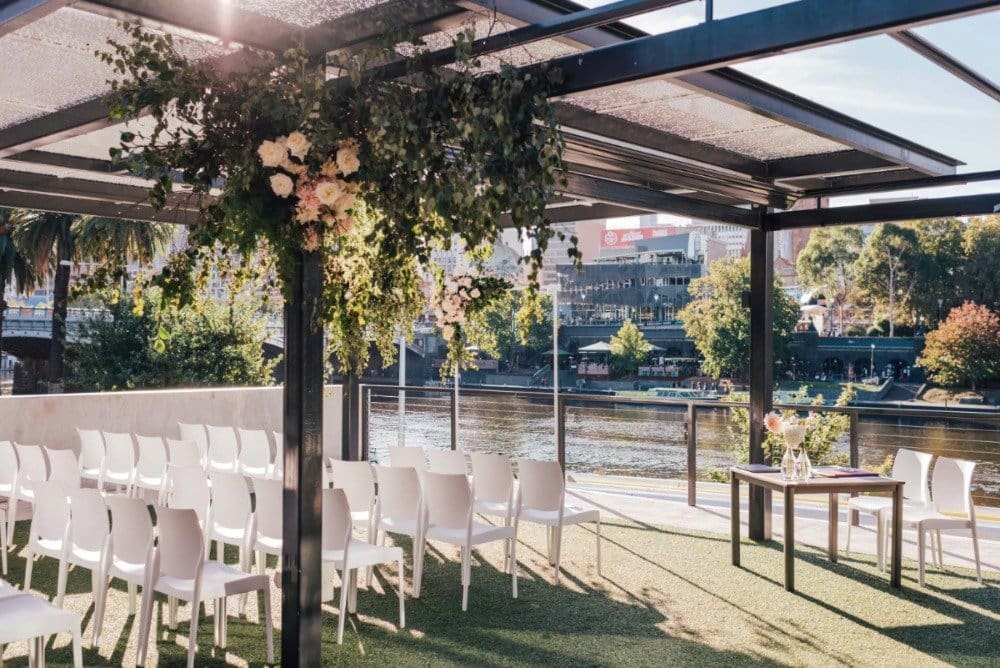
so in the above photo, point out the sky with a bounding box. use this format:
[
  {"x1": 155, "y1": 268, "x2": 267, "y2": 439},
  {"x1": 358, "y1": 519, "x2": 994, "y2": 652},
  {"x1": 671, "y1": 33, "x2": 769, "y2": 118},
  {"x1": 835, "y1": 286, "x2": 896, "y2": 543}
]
[{"x1": 577, "y1": 0, "x2": 1000, "y2": 209}]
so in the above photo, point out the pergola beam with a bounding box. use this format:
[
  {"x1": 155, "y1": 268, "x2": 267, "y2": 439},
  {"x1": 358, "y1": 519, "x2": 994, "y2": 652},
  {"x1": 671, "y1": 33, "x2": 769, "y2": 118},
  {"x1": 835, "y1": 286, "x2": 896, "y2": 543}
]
[
  {"x1": 891, "y1": 29, "x2": 1000, "y2": 104},
  {"x1": 6, "y1": 151, "x2": 122, "y2": 173},
  {"x1": 801, "y1": 169, "x2": 1000, "y2": 199},
  {"x1": 766, "y1": 151, "x2": 898, "y2": 181},
  {"x1": 0, "y1": 190, "x2": 197, "y2": 225},
  {"x1": 766, "y1": 192, "x2": 1000, "y2": 230}
]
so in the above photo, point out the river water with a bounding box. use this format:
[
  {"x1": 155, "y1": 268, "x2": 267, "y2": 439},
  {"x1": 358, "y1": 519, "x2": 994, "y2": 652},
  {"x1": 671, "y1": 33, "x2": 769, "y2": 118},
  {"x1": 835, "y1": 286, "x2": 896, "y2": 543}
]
[{"x1": 368, "y1": 392, "x2": 1000, "y2": 507}]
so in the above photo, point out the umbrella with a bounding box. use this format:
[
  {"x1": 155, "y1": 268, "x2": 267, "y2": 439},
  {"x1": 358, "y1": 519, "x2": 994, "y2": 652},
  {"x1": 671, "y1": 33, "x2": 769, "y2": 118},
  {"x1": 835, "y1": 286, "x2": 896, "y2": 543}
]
[
  {"x1": 579, "y1": 341, "x2": 612, "y2": 352},
  {"x1": 541, "y1": 348, "x2": 571, "y2": 356},
  {"x1": 647, "y1": 343, "x2": 666, "y2": 352}
]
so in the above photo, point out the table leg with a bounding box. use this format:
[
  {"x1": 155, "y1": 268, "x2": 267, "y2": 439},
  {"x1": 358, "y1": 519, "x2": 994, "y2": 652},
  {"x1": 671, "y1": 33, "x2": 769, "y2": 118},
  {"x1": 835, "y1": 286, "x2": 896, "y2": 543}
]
[
  {"x1": 891, "y1": 484, "x2": 903, "y2": 588},
  {"x1": 828, "y1": 492, "x2": 839, "y2": 563},
  {"x1": 731, "y1": 475, "x2": 740, "y2": 566},
  {"x1": 784, "y1": 487, "x2": 795, "y2": 592}
]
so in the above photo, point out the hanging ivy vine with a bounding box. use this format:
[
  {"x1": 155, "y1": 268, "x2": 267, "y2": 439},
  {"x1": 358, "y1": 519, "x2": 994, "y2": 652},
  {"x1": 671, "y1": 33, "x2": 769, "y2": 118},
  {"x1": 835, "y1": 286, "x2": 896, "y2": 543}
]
[{"x1": 99, "y1": 22, "x2": 575, "y2": 373}]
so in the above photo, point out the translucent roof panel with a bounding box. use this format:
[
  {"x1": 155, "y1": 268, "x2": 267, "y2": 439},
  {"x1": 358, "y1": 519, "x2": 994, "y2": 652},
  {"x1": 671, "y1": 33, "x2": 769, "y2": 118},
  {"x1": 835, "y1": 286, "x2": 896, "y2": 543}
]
[
  {"x1": 417, "y1": 18, "x2": 578, "y2": 71},
  {"x1": 235, "y1": 0, "x2": 395, "y2": 27}
]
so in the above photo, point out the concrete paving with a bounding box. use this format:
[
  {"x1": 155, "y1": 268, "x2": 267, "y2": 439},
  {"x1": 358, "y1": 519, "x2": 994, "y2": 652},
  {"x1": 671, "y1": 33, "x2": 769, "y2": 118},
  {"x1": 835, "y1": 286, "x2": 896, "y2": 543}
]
[{"x1": 565, "y1": 473, "x2": 1000, "y2": 577}]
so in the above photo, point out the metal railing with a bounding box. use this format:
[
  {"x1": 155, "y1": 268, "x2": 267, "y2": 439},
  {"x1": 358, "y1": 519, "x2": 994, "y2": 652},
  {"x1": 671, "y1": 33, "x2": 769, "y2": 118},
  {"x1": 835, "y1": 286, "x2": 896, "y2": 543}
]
[{"x1": 359, "y1": 383, "x2": 1000, "y2": 508}]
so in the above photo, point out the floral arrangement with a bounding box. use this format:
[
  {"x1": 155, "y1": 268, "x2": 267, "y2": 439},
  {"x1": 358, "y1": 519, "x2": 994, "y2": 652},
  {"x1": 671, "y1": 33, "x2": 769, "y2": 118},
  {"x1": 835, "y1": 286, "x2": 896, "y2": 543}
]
[
  {"x1": 764, "y1": 411, "x2": 811, "y2": 448},
  {"x1": 432, "y1": 270, "x2": 511, "y2": 370}
]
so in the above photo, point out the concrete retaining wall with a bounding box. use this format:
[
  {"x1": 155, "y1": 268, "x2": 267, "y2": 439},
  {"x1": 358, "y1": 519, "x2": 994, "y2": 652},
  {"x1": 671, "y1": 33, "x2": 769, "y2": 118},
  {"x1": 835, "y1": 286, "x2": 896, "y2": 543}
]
[{"x1": 0, "y1": 385, "x2": 343, "y2": 460}]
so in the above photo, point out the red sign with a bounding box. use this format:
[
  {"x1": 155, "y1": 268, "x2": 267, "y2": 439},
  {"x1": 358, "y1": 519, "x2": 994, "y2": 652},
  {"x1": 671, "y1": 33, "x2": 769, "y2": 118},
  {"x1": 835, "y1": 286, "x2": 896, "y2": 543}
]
[{"x1": 600, "y1": 227, "x2": 678, "y2": 249}]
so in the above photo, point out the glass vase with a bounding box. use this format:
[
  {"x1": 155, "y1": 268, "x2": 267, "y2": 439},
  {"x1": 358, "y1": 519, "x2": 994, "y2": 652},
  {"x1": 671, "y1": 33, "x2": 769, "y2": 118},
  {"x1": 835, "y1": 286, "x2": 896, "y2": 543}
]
[
  {"x1": 795, "y1": 448, "x2": 812, "y2": 480},
  {"x1": 780, "y1": 446, "x2": 796, "y2": 480}
]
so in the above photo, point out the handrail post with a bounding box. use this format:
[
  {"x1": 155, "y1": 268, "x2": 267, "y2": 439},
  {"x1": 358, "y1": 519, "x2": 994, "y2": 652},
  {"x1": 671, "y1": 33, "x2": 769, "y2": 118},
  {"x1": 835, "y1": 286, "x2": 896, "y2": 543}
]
[
  {"x1": 687, "y1": 402, "x2": 697, "y2": 506},
  {"x1": 849, "y1": 411, "x2": 860, "y2": 525},
  {"x1": 450, "y1": 377, "x2": 458, "y2": 451},
  {"x1": 361, "y1": 385, "x2": 370, "y2": 461},
  {"x1": 557, "y1": 395, "x2": 567, "y2": 471}
]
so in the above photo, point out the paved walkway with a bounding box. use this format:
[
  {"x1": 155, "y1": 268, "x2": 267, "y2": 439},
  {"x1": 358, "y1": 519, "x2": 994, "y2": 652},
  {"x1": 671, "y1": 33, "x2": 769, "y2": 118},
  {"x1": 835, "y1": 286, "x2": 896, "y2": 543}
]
[{"x1": 565, "y1": 473, "x2": 1000, "y2": 577}]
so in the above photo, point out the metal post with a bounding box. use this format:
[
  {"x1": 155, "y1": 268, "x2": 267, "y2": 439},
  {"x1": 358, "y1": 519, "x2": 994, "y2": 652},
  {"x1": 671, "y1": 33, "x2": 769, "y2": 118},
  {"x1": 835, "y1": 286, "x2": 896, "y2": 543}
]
[
  {"x1": 705, "y1": 0, "x2": 713, "y2": 21},
  {"x1": 849, "y1": 411, "x2": 860, "y2": 525},
  {"x1": 361, "y1": 385, "x2": 370, "y2": 461},
  {"x1": 557, "y1": 395, "x2": 566, "y2": 470},
  {"x1": 748, "y1": 222, "x2": 774, "y2": 541},
  {"x1": 341, "y1": 373, "x2": 361, "y2": 461},
  {"x1": 451, "y1": 363, "x2": 459, "y2": 450},
  {"x1": 397, "y1": 335, "x2": 406, "y2": 447},
  {"x1": 553, "y1": 284, "x2": 560, "y2": 452},
  {"x1": 686, "y1": 402, "x2": 697, "y2": 506},
  {"x1": 281, "y1": 250, "x2": 324, "y2": 667}
]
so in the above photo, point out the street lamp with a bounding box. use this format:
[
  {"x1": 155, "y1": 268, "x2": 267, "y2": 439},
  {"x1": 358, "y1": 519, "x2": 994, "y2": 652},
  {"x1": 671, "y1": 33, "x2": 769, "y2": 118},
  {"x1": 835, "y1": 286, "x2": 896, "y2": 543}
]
[
  {"x1": 870, "y1": 343, "x2": 876, "y2": 378},
  {"x1": 937, "y1": 298, "x2": 944, "y2": 323}
]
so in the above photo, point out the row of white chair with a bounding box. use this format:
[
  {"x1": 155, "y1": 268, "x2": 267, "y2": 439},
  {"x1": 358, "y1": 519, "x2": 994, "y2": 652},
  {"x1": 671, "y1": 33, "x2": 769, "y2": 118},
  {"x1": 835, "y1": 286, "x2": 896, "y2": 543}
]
[{"x1": 0, "y1": 578, "x2": 83, "y2": 668}]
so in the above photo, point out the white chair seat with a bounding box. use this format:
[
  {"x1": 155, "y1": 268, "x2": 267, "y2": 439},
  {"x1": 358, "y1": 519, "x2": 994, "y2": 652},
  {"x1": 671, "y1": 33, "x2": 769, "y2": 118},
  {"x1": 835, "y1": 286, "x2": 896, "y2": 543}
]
[
  {"x1": 212, "y1": 525, "x2": 246, "y2": 542},
  {"x1": 0, "y1": 482, "x2": 16, "y2": 497},
  {"x1": 323, "y1": 539, "x2": 404, "y2": 571},
  {"x1": 241, "y1": 465, "x2": 269, "y2": 479},
  {"x1": 254, "y1": 535, "x2": 282, "y2": 553},
  {"x1": 80, "y1": 467, "x2": 101, "y2": 480},
  {"x1": 474, "y1": 500, "x2": 511, "y2": 516},
  {"x1": 68, "y1": 545, "x2": 102, "y2": 567},
  {"x1": 847, "y1": 496, "x2": 893, "y2": 514},
  {"x1": 159, "y1": 563, "x2": 269, "y2": 600},
  {"x1": 135, "y1": 474, "x2": 164, "y2": 489},
  {"x1": 379, "y1": 516, "x2": 419, "y2": 536},
  {"x1": 0, "y1": 591, "x2": 84, "y2": 668},
  {"x1": 33, "y1": 537, "x2": 66, "y2": 559},
  {"x1": 519, "y1": 505, "x2": 599, "y2": 526},
  {"x1": 109, "y1": 558, "x2": 147, "y2": 584},
  {"x1": 426, "y1": 521, "x2": 515, "y2": 546}
]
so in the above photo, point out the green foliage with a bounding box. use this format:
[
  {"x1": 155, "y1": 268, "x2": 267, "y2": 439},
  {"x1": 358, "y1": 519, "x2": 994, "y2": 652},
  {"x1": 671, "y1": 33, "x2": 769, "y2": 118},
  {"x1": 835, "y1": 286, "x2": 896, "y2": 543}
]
[
  {"x1": 961, "y1": 215, "x2": 1000, "y2": 311},
  {"x1": 910, "y1": 218, "x2": 964, "y2": 323},
  {"x1": 852, "y1": 224, "x2": 923, "y2": 336},
  {"x1": 796, "y1": 226, "x2": 862, "y2": 332},
  {"x1": 609, "y1": 320, "x2": 651, "y2": 376},
  {"x1": 99, "y1": 23, "x2": 572, "y2": 374},
  {"x1": 679, "y1": 257, "x2": 798, "y2": 379},
  {"x1": 463, "y1": 289, "x2": 552, "y2": 367},
  {"x1": 0, "y1": 209, "x2": 36, "y2": 301},
  {"x1": 918, "y1": 301, "x2": 1000, "y2": 389}
]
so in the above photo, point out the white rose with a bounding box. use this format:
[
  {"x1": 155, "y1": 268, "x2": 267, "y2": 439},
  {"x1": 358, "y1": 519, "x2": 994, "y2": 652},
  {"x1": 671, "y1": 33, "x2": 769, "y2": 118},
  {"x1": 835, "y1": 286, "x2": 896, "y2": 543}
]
[
  {"x1": 337, "y1": 146, "x2": 360, "y2": 176},
  {"x1": 314, "y1": 179, "x2": 344, "y2": 207},
  {"x1": 442, "y1": 324, "x2": 455, "y2": 341},
  {"x1": 269, "y1": 173, "x2": 294, "y2": 197},
  {"x1": 286, "y1": 131, "x2": 312, "y2": 160},
  {"x1": 333, "y1": 193, "x2": 356, "y2": 217},
  {"x1": 258, "y1": 140, "x2": 286, "y2": 167},
  {"x1": 280, "y1": 157, "x2": 307, "y2": 175},
  {"x1": 470, "y1": 288, "x2": 481, "y2": 298},
  {"x1": 321, "y1": 160, "x2": 339, "y2": 178}
]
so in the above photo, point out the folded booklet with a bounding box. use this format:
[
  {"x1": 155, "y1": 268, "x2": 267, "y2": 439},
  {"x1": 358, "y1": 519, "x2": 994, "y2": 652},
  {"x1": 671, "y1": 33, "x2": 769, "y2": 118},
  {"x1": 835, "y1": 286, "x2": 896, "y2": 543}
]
[
  {"x1": 812, "y1": 466, "x2": 880, "y2": 478},
  {"x1": 734, "y1": 464, "x2": 780, "y2": 473}
]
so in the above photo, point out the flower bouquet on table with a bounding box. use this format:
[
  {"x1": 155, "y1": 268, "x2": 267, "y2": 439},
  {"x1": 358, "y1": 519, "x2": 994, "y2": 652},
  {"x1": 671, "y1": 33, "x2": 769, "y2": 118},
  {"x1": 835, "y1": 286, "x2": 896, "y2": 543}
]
[{"x1": 764, "y1": 412, "x2": 813, "y2": 481}]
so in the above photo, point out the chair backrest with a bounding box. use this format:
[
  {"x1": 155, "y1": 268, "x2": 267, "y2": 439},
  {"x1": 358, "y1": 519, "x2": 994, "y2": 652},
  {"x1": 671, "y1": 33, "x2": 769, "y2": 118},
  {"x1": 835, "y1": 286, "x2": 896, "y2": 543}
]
[
  {"x1": 76, "y1": 428, "x2": 105, "y2": 472},
  {"x1": 135, "y1": 435, "x2": 168, "y2": 481},
  {"x1": 321, "y1": 488, "x2": 353, "y2": 552},
  {"x1": 0, "y1": 441, "x2": 16, "y2": 494},
  {"x1": 161, "y1": 464, "x2": 211, "y2": 526},
  {"x1": 423, "y1": 472, "x2": 473, "y2": 530},
  {"x1": 14, "y1": 443, "x2": 47, "y2": 493},
  {"x1": 516, "y1": 459, "x2": 564, "y2": 512},
  {"x1": 45, "y1": 447, "x2": 81, "y2": 489},
  {"x1": 471, "y1": 453, "x2": 514, "y2": 505},
  {"x1": 166, "y1": 438, "x2": 202, "y2": 468},
  {"x1": 205, "y1": 425, "x2": 240, "y2": 472},
  {"x1": 891, "y1": 448, "x2": 932, "y2": 504},
  {"x1": 101, "y1": 432, "x2": 136, "y2": 477},
  {"x1": 69, "y1": 487, "x2": 109, "y2": 552},
  {"x1": 373, "y1": 465, "x2": 421, "y2": 522},
  {"x1": 328, "y1": 460, "x2": 375, "y2": 513},
  {"x1": 238, "y1": 428, "x2": 272, "y2": 475},
  {"x1": 177, "y1": 422, "x2": 208, "y2": 462},
  {"x1": 389, "y1": 446, "x2": 426, "y2": 472},
  {"x1": 155, "y1": 507, "x2": 205, "y2": 580},
  {"x1": 931, "y1": 457, "x2": 976, "y2": 516},
  {"x1": 210, "y1": 471, "x2": 252, "y2": 534},
  {"x1": 30, "y1": 481, "x2": 70, "y2": 543},
  {"x1": 107, "y1": 495, "x2": 154, "y2": 566},
  {"x1": 428, "y1": 449, "x2": 468, "y2": 475},
  {"x1": 253, "y1": 477, "x2": 283, "y2": 543}
]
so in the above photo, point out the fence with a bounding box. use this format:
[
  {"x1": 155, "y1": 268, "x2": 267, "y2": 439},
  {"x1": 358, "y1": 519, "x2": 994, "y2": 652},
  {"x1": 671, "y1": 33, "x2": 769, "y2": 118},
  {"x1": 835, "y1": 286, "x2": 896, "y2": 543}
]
[{"x1": 359, "y1": 383, "x2": 1000, "y2": 508}]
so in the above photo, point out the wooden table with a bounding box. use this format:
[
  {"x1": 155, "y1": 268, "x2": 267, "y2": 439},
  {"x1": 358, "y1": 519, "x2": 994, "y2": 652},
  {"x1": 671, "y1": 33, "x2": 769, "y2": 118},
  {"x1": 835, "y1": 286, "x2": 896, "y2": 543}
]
[{"x1": 730, "y1": 468, "x2": 904, "y2": 592}]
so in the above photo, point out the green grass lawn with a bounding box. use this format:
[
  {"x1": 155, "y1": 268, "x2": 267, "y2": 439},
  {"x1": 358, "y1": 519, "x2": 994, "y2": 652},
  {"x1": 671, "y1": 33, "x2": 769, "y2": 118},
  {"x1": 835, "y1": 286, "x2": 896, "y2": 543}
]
[{"x1": 2, "y1": 517, "x2": 997, "y2": 666}]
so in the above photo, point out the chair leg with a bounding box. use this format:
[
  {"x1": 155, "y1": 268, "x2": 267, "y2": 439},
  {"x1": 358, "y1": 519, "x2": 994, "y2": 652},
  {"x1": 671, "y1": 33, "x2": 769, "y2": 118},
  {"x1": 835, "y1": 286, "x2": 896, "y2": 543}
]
[
  {"x1": 136, "y1": 582, "x2": 156, "y2": 666},
  {"x1": 92, "y1": 575, "x2": 109, "y2": 646},
  {"x1": 553, "y1": 525, "x2": 563, "y2": 585},
  {"x1": 71, "y1": 624, "x2": 83, "y2": 668},
  {"x1": 935, "y1": 530, "x2": 944, "y2": 569},
  {"x1": 168, "y1": 596, "x2": 177, "y2": 630},
  {"x1": 262, "y1": 585, "x2": 274, "y2": 664},
  {"x1": 219, "y1": 597, "x2": 228, "y2": 649},
  {"x1": 970, "y1": 523, "x2": 983, "y2": 585},
  {"x1": 511, "y1": 536, "x2": 518, "y2": 599},
  {"x1": 256, "y1": 550, "x2": 265, "y2": 575},
  {"x1": 187, "y1": 596, "x2": 201, "y2": 668},
  {"x1": 413, "y1": 535, "x2": 426, "y2": 599},
  {"x1": 595, "y1": 518, "x2": 602, "y2": 577},
  {"x1": 128, "y1": 583, "x2": 137, "y2": 616},
  {"x1": 397, "y1": 557, "x2": 406, "y2": 629},
  {"x1": 55, "y1": 557, "x2": 69, "y2": 608},
  {"x1": 337, "y1": 568, "x2": 349, "y2": 645},
  {"x1": 844, "y1": 509, "x2": 853, "y2": 557},
  {"x1": 917, "y1": 527, "x2": 926, "y2": 587},
  {"x1": 23, "y1": 551, "x2": 34, "y2": 592},
  {"x1": 0, "y1": 509, "x2": 7, "y2": 576},
  {"x1": 461, "y1": 546, "x2": 471, "y2": 612},
  {"x1": 6, "y1": 498, "x2": 17, "y2": 544}
]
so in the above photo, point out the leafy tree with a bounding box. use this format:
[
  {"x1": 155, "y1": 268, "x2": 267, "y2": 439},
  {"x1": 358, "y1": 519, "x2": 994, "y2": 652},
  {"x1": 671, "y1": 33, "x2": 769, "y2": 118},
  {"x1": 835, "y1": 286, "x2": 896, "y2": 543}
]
[
  {"x1": 609, "y1": 320, "x2": 651, "y2": 376},
  {"x1": 918, "y1": 301, "x2": 1000, "y2": 390},
  {"x1": 852, "y1": 224, "x2": 923, "y2": 336},
  {"x1": 679, "y1": 257, "x2": 799, "y2": 379},
  {"x1": 795, "y1": 226, "x2": 862, "y2": 334},
  {"x1": 961, "y1": 216, "x2": 1000, "y2": 311},
  {"x1": 465, "y1": 290, "x2": 552, "y2": 367},
  {"x1": 0, "y1": 209, "x2": 37, "y2": 395},
  {"x1": 911, "y1": 218, "x2": 964, "y2": 324}
]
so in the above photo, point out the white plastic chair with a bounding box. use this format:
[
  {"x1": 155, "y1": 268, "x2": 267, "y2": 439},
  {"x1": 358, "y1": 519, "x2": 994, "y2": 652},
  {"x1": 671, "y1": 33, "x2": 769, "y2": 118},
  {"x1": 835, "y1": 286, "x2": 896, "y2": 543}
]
[
  {"x1": 471, "y1": 453, "x2": 516, "y2": 571},
  {"x1": 45, "y1": 448, "x2": 81, "y2": 490},
  {"x1": 22, "y1": 482, "x2": 71, "y2": 604},
  {"x1": 428, "y1": 449, "x2": 469, "y2": 475},
  {"x1": 328, "y1": 459, "x2": 376, "y2": 540},
  {"x1": 93, "y1": 495, "x2": 154, "y2": 646},
  {"x1": 418, "y1": 472, "x2": 518, "y2": 611},
  {"x1": 205, "y1": 425, "x2": 240, "y2": 474},
  {"x1": 323, "y1": 488, "x2": 405, "y2": 644},
  {"x1": 55, "y1": 488, "x2": 109, "y2": 610},
  {"x1": 136, "y1": 507, "x2": 274, "y2": 668},
  {"x1": 133, "y1": 435, "x2": 168, "y2": 499},
  {"x1": 886, "y1": 457, "x2": 984, "y2": 587},
  {"x1": 389, "y1": 446, "x2": 426, "y2": 473},
  {"x1": 7, "y1": 443, "x2": 48, "y2": 541},
  {"x1": 0, "y1": 579, "x2": 83, "y2": 668},
  {"x1": 0, "y1": 441, "x2": 17, "y2": 501},
  {"x1": 272, "y1": 431, "x2": 284, "y2": 478},
  {"x1": 75, "y1": 429, "x2": 105, "y2": 483},
  {"x1": 237, "y1": 428, "x2": 272, "y2": 480},
  {"x1": 372, "y1": 465, "x2": 424, "y2": 596},
  {"x1": 208, "y1": 472, "x2": 254, "y2": 570},
  {"x1": 99, "y1": 432, "x2": 136, "y2": 496},
  {"x1": 515, "y1": 459, "x2": 601, "y2": 585},
  {"x1": 159, "y1": 465, "x2": 212, "y2": 550},
  {"x1": 0, "y1": 499, "x2": 6, "y2": 576},
  {"x1": 166, "y1": 438, "x2": 203, "y2": 469},
  {"x1": 251, "y1": 477, "x2": 282, "y2": 574},
  {"x1": 846, "y1": 448, "x2": 931, "y2": 567},
  {"x1": 177, "y1": 422, "x2": 208, "y2": 468}
]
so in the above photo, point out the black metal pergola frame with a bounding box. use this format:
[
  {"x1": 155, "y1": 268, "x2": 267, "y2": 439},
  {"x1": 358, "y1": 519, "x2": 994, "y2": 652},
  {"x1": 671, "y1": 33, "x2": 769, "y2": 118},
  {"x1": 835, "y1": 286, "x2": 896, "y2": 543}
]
[{"x1": 2, "y1": 0, "x2": 999, "y2": 664}]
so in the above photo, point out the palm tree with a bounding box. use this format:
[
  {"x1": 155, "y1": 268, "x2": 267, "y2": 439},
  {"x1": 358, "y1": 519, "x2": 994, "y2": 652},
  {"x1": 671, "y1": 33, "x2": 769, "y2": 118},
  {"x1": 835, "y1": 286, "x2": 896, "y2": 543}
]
[
  {"x1": 0, "y1": 209, "x2": 37, "y2": 395},
  {"x1": 11, "y1": 211, "x2": 174, "y2": 386}
]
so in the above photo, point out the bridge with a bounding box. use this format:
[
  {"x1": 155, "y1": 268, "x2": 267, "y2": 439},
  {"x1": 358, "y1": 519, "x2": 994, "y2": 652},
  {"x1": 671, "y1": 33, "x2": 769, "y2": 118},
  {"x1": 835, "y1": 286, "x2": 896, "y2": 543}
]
[{"x1": 0, "y1": 307, "x2": 285, "y2": 359}]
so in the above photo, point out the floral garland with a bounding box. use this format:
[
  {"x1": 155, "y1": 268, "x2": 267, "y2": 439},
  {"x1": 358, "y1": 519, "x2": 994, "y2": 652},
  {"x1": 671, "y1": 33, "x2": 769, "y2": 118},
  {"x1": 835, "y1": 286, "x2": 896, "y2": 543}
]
[{"x1": 432, "y1": 270, "x2": 511, "y2": 371}]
